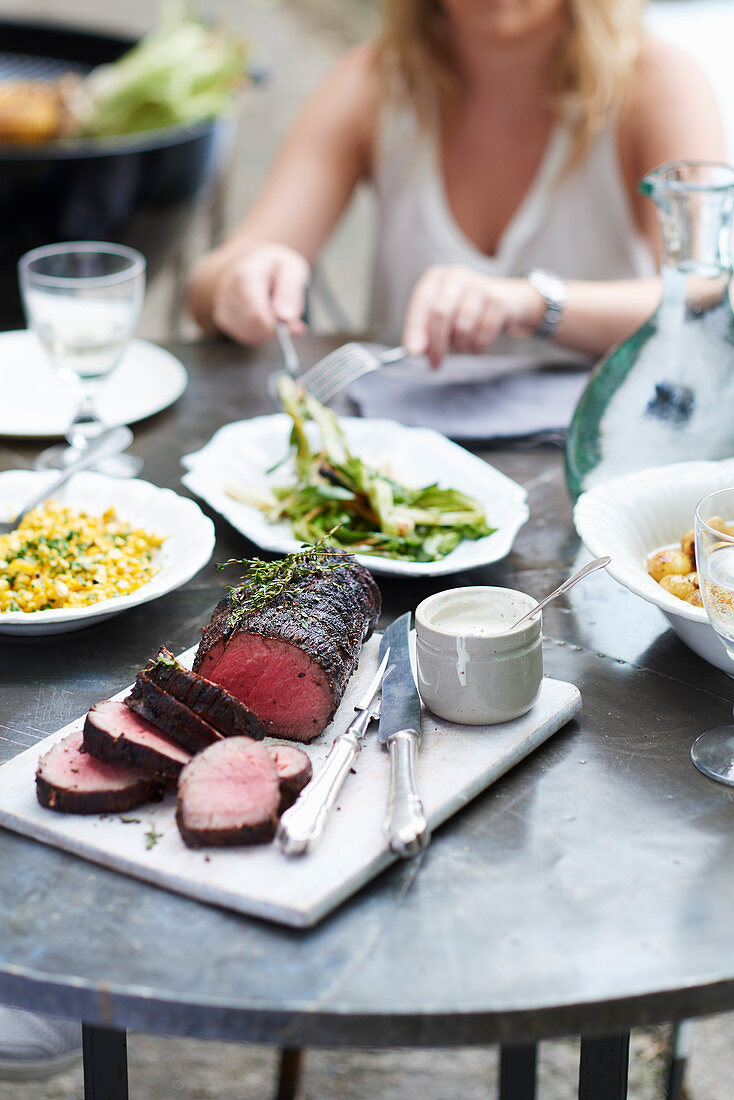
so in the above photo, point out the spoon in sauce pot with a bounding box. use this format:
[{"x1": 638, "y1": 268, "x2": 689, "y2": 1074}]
[{"x1": 511, "y1": 556, "x2": 612, "y2": 629}]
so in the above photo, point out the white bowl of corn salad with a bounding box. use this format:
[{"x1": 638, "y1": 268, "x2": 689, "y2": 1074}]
[{"x1": 0, "y1": 471, "x2": 215, "y2": 634}]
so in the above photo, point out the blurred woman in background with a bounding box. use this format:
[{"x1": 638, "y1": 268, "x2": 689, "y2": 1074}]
[{"x1": 188, "y1": 0, "x2": 723, "y2": 366}]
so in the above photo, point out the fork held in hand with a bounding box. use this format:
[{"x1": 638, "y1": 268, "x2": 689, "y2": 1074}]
[
  {"x1": 275, "y1": 321, "x2": 300, "y2": 378},
  {"x1": 298, "y1": 343, "x2": 407, "y2": 405}
]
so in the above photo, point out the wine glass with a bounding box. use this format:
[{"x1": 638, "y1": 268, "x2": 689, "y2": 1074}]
[
  {"x1": 692, "y1": 487, "x2": 734, "y2": 782},
  {"x1": 18, "y1": 241, "x2": 146, "y2": 476}
]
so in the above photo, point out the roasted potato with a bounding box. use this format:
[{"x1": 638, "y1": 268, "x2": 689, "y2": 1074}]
[
  {"x1": 680, "y1": 528, "x2": 696, "y2": 565},
  {"x1": 659, "y1": 573, "x2": 698, "y2": 601},
  {"x1": 704, "y1": 515, "x2": 732, "y2": 535},
  {"x1": 647, "y1": 548, "x2": 694, "y2": 583}
]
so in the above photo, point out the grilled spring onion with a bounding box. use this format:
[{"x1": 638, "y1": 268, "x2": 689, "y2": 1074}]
[{"x1": 225, "y1": 378, "x2": 495, "y2": 563}]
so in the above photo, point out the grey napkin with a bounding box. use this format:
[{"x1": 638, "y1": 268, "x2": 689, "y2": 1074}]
[{"x1": 348, "y1": 353, "x2": 589, "y2": 443}]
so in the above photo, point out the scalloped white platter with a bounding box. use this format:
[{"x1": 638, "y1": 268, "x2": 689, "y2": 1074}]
[
  {"x1": 0, "y1": 331, "x2": 187, "y2": 438},
  {"x1": 0, "y1": 636, "x2": 580, "y2": 928},
  {"x1": 0, "y1": 471, "x2": 215, "y2": 635},
  {"x1": 181, "y1": 415, "x2": 529, "y2": 578}
]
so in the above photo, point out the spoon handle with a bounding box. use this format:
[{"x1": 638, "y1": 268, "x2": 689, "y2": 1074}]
[
  {"x1": 10, "y1": 426, "x2": 133, "y2": 530},
  {"x1": 513, "y1": 555, "x2": 611, "y2": 629}
]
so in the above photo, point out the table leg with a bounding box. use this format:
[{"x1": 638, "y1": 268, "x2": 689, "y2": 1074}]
[
  {"x1": 275, "y1": 1047, "x2": 303, "y2": 1100},
  {"x1": 82, "y1": 1023, "x2": 129, "y2": 1100},
  {"x1": 499, "y1": 1043, "x2": 537, "y2": 1099},
  {"x1": 666, "y1": 1020, "x2": 693, "y2": 1100},
  {"x1": 578, "y1": 1033, "x2": 629, "y2": 1100}
]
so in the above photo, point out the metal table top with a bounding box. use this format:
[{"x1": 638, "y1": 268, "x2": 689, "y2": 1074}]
[{"x1": 2, "y1": 336, "x2": 733, "y2": 1048}]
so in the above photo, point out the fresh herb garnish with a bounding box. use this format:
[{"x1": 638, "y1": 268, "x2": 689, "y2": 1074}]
[
  {"x1": 145, "y1": 825, "x2": 163, "y2": 850},
  {"x1": 217, "y1": 531, "x2": 350, "y2": 627},
  {"x1": 147, "y1": 651, "x2": 178, "y2": 671},
  {"x1": 119, "y1": 816, "x2": 142, "y2": 824}
]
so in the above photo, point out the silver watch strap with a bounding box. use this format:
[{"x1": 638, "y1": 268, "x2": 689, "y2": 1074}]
[{"x1": 525, "y1": 269, "x2": 567, "y2": 337}]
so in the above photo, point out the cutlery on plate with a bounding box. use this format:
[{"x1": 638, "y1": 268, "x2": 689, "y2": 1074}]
[
  {"x1": 378, "y1": 612, "x2": 430, "y2": 857},
  {"x1": 0, "y1": 425, "x2": 134, "y2": 536},
  {"x1": 277, "y1": 649, "x2": 390, "y2": 856},
  {"x1": 510, "y1": 555, "x2": 611, "y2": 629}
]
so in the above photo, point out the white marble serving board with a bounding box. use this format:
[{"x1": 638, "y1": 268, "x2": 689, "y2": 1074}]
[{"x1": 0, "y1": 639, "x2": 580, "y2": 928}]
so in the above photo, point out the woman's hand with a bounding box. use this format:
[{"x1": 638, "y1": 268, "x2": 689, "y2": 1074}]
[
  {"x1": 402, "y1": 266, "x2": 544, "y2": 367},
  {"x1": 210, "y1": 243, "x2": 310, "y2": 345}
]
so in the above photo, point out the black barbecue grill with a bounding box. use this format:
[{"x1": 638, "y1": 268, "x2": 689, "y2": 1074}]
[{"x1": 0, "y1": 20, "x2": 237, "y2": 328}]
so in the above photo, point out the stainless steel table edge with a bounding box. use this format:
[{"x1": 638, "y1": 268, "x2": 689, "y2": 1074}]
[{"x1": 1, "y1": 959, "x2": 733, "y2": 1046}]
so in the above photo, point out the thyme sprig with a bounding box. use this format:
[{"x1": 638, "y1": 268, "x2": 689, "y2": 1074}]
[
  {"x1": 217, "y1": 531, "x2": 351, "y2": 627},
  {"x1": 146, "y1": 650, "x2": 178, "y2": 672}
]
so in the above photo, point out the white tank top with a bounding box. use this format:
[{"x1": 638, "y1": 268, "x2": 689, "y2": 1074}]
[{"x1": 367, "y1": 103, "x2": 657, "y2": 352}]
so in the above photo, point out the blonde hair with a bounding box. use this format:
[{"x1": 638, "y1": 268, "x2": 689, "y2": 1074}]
[{"x1": 376, "y1": 0, "x2": 646, "y2": 171}]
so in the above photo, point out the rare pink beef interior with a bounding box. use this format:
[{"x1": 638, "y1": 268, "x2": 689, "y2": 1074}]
[
  {"x1": 88, "y1": 701, "x2": 191, "y2": 764},
  {"x1": 177, "y1": 737, "x2": 280, "y2": 832},
  {"x1": 39, "y1": 730, "x2": 148, "y2": 791},
  {"x1": 194, "y1": 634, "x2": 333, "y2": 741}
]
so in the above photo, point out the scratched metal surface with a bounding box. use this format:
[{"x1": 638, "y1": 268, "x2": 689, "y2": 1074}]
[{"x1": 1, "y1": 337, "x2": 734, "y2": 1046}]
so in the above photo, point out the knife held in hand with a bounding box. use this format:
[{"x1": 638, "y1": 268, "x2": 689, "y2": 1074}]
[{"x1": 379, "y1": 612, "x2": 430, "y2": 858}]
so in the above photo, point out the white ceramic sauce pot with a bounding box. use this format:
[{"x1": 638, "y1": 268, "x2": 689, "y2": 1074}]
[{"x1": 415, "y1": 586, "x2": 543, "y2": 725}]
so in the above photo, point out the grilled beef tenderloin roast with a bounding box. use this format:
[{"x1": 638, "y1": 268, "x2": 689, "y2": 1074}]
[
  {"x1": 176, "y1": 737, "x2": 281, "y2": 848},
  {"x1": 140, "y1": 648, "x2": 269, "y2": 740},
  {"x1": 84, "y1": 700, "x2": 191, "y2": 785},
  {"x1": 193, "y1": 550, "x2": 380, "y2": 741},
  {"x1": 267, "y1": 744, "x2": 313, "y2": 813},
  {"x1": 36, "y1": 730, "x2": 163, "y2": 814},
  {"x1": 125, "y1": 672, "x2": 224, "y2": 754}
]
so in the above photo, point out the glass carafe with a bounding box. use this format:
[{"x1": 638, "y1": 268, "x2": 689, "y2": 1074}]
[{"x1": 565, "y1": 160, "x2": 734, "y2": 499}]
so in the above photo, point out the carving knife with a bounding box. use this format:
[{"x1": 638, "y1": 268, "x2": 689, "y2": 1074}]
[
  {"x1": 277, "y1": 649, "x2": 390, "y2": 856},
  {"x1": 379, "y1": 612, "x2": 430, "y2": 857}
]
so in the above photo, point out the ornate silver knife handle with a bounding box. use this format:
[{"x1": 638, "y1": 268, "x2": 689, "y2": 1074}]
[
  {"x1": 384, "y1": 728, "x2": 430, "y2": 857},
  {"x1": 277, "y1": 732, "x2": 362, "y2": 856}
]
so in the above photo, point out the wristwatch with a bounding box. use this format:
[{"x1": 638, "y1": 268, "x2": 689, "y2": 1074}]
[{"x1": 525, "y1": 269, "x2": 567, "y2": 337}]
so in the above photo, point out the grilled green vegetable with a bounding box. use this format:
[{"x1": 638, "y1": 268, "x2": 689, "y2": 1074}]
[{"x1": 227, "y1": 378, "x2": 495, "y2": 563}]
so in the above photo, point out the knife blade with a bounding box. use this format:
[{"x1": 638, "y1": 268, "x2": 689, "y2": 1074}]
[
  {"x1": 378, "y1": 613, "x2": 430, "y2": 857},
  {"x1": 277, "y1": 649, "x2": 390, "y2": 856}
]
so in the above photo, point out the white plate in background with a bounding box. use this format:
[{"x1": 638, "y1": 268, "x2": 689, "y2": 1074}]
[
  {"x1": 0, "y1": 330, "x2": 187, "y2": 437},
  {"x1": 0, "y1": 471, "x2": 214, "y2": 635},
  {"x1": 181, "y1": 414, "x2": 529, "y2": 578}
]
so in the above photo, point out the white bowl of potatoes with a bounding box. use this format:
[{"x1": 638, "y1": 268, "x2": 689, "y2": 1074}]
[{"x1": 574, "y1": 457, "x2": 734, "y2": 675}]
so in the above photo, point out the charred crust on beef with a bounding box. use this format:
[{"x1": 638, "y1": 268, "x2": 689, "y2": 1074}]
[
  {"x1": 84, "y1": 700, "x2": 191, "y2": 785},
  {"x1": 266, "y1": 744, "x2": 313, "y2": 813},
  {"x1": 36, "y1": 730, "x2": 163, "y2": 815},
  {"x1": 192, "y1": 551, "x2": 381, "y2": 740},
  {"x1": 142, "y1": 648, "x2": 268, "y2": 740},
  {"x1": 125, "y1": 673, "x2": 224, "y2": 753},
  {"x1": 176, "y1": 737, "x2": 280, "y2": 848}
]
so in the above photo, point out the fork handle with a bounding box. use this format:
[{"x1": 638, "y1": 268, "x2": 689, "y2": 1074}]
[
  {"x1": 277, "y1": 733, "x2": 362, "y2": 856},
  {"x1": 276, "y1": 321, "x2": 300, "y2": 377},
  {"x1": 379, "y1": 346, "x2": 408, "y2": 365}
]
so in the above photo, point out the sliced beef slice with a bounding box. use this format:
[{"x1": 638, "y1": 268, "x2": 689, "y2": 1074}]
[
  {"x1": 193, "y1": 551, "x2": 381, "y2": 741},
  {"x1": 36, "y1": 730, "x2": 163, "y2": 815},
  {"x1": 267, "y1": 744, "x2": 313, "y2": 813},
  {"x1": 84, "y1": 700, "x2": 191, "y2": 785},
  {"x1": 143, "y1": 648, "x2": 268, "y2": 739},
  {"x1": 125, "y1": 672, "x2": 223, "y2": 753},
  {"x1": 176, "y1": 737, "x2": 280, "y2": 848}
]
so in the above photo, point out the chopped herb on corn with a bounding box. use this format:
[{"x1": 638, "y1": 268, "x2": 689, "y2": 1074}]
[{"x1": 0, "y1": 502, "x2": 165, "y2": 613}]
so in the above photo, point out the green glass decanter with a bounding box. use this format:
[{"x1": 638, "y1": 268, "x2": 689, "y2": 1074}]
[{"x1": 565, "y1": 160, "x2": 734, "y2": 499}]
